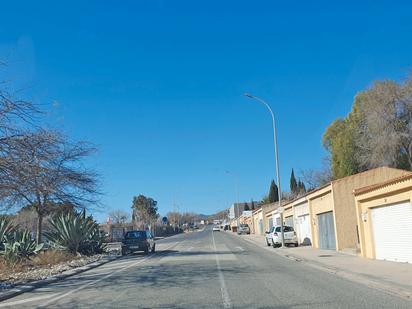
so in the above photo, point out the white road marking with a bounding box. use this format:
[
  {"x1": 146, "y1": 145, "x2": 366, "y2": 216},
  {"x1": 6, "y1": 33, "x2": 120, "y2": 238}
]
[
  {"x1": 212, "y1": 231, "x2": 232, "y2": 309},
  {"x1": 235, "y1": 246, "x2": 245, "y2": 251},
  {"x1": 0, "y1": 294, "x2": 58, "y2": 308},
  {"x1": 30, "y1": 241, "x2": 180, "y2": 308}
]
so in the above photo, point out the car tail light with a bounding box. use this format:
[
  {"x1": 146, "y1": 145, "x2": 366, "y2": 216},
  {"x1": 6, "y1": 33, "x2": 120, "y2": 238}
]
[{"x1": 294, "y1": 231, "x2": 297, "y2": 236}]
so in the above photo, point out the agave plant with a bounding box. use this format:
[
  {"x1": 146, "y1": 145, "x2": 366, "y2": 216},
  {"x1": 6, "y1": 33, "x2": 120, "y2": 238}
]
[
  {"x1": 1, "y1": 242, "x2": 21, "y2": 264},
  {"x1": 0, "y1": 217, "x2": 14, "y2": 251},
  {"x1": 45, "y1": 211, "x2": 106, "y2": 255},
  {"x1": 0, "y1": 225, "x2": 43, "y2": 264},
  {"x1": 12, "y1": 230, "x2": 44, "y2": 259}
]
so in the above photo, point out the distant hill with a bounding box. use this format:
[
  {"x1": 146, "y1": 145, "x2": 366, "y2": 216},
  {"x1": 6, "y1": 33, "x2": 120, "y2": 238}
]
[
  {"x1": 194, "y1": 213, "x2": 209, "y2": 221},
  {"x1": 208, "y1": 209, "x2": 228, "y2": 222}
]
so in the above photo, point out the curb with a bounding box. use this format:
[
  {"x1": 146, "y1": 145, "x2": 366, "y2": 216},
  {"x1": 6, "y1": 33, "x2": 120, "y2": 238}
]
[
  {"x1": 279, "y1": 252, "x2": 412, "y2": 301},
  {"x1": 233, "y1": 233, "x2": 412, "y2": 301},
  {"x1": 0, "y1": 235, "x2": 179, "y2": 303},
  {"x1": 0, "y1": 254, "x2": 121, "y2": 303}
]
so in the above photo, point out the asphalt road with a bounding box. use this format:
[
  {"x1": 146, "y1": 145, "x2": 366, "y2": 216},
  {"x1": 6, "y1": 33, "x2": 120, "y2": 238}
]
[{"x1": 0, "y1": 227, "x2": 410, "y2": 308}]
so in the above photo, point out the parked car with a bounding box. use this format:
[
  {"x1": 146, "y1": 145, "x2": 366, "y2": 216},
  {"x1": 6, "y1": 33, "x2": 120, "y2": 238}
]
[
  {"x1": 265, "y1": 225, "x2": 298, "y2": 248},
  {"x1": 212, "y1": 225, "x2": 220, "y2": 231},
  {"x1": 237, "y1": 224, "x2": 250, "y2": 235},
  {"x1": 121, "y1": 230, "x2": 155, "y2": 255}
]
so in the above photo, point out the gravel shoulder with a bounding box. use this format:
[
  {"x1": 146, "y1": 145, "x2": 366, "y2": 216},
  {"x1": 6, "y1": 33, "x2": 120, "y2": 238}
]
[{"x1": 0, "y1": 254, "x2": 107, "y2": 290}]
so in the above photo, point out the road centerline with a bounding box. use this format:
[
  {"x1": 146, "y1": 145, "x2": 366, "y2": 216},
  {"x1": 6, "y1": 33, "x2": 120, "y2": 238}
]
[{"x1": 212, "y1": 231, "x2": 232, "y2": 309}]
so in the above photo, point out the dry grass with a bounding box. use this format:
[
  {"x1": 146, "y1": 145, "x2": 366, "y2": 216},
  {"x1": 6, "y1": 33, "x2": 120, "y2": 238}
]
[
  {"x1": 0, "y1": 250, "x2": 78, "y2": 281},
  {"x1": 31, "y1": 250, "x2": 77, "y2": 266},
  {"x1": 0, "y1": 257, "x2": 27, "y2": 274}
]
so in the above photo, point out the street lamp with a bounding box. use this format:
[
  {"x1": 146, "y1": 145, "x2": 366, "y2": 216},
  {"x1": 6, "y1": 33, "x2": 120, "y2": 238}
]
[
  {"x1": 225, "y1": 170, "x2": 240, "y2": 229},
  {"x1": 244, "y1": 93, "x2": 285, "y2": 248}
]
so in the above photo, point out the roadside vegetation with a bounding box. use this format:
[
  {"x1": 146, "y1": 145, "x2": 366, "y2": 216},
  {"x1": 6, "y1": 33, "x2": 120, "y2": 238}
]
[
  {"x1": 323, "y1": 75, "x2": 412, "y2": 179},
  {"x1": 0, "y1": 211, "x2": 106, "y2": 284},
  {"x1": 0, "y1": 65, "x2": 104, "y2": 284},
  {"x1": 259, "y1": 75, "x2": 412, "y2": 206}
]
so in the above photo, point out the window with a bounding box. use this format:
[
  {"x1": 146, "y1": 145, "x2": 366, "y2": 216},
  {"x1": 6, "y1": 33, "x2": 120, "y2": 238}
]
[
  {"x1": 274, "y1": 226, "x2": 294, "y2": 232},
  {"x1": 284, "y1": 226, "x2": 294, "y2": 232},
  {"x1": 125, "y1": 231, "x2": 146, "y2": 239}
]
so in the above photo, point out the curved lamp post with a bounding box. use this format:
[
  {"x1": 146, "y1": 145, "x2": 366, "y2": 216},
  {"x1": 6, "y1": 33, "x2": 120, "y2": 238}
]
[
  {"x1": 225, "y1": 170, "x2": 240, "y2": 228},
  {"x1": 244, "y1": 93, "x2": 285, "y2": 248}
]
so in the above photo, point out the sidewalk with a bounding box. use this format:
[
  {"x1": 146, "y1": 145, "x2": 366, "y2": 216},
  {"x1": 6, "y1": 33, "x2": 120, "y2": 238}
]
[{"x1": 233, "y1": 232, "x2": 412, "y2": 300}]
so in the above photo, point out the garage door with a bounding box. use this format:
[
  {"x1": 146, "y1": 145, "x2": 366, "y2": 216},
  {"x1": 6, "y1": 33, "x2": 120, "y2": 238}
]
[
  {"x1": 317, "y1": 211, "x2": 336, "y2": 250},
  {"x1": 371, "y1": 202, "x2": 412, "y2": 263},
  {"x1": 273, "y1": 214, "x2": 281, "y2": 226},
  {"x1": 284, "y1": 216, "x2": 294, "y2": 227},
  {"x1": 297, "y1": 214, "x2": 312, "y2": 245},
  {"x1": 268, "y1": 218, "x2": 273, "y2": 230},
  {"x1": 258, "y1": 219, "x2": 263, "y2": 235}
]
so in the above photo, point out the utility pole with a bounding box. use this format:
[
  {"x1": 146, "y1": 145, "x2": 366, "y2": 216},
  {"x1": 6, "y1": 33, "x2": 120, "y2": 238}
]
[
  {"x1": 226, "y1": 170, "x2": 240, "y2": 229},
  {"x1": 172, "y1": 200, "x2": 177, "y2": 233},
  {"x1": 244, "y1": 93, "x2": 285, "y2": 247}
]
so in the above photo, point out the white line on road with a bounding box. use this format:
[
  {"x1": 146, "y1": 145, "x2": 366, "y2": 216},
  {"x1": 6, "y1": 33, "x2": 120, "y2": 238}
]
[
  {"x1": 0, "y1": 294, "x2": 58, "y2": 308},
  {"x1": 235, "y1": 246, "x2": 245, "y2": 251},
  {"x1": 30, "y1": 241, "x2": 180, "y2": 308},
  {"x1": 212, "y1": 231, "x2": 232, "y2": 309}
]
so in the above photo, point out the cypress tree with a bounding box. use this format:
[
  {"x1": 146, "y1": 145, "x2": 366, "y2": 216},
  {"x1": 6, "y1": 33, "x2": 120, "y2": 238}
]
[
  {"x1": 290, "y1": 168, "x2": 298, "y2": 194},
  {"x1": 268, "y1": 180, "x2": 279, "y2": 203},
  {"x1": 297, "y1": 179, "x2": 306, "y2": 193}
]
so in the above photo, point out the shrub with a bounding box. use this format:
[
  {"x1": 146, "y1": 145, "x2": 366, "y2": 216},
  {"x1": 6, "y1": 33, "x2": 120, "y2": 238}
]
[
  {"x1": 0, "y1": 217, "x2": 14, "y2": 250},
  {"x1": 45, "y1": 211, "x2": 106, "y2": 255},
  {"x1": 0, "y1": 230, "x2": 43, "y2": 264},
  {"x1": 32, "y1": 249, "x2": 76, "y2": 266},
  {"x1": 13, "y1": 230, "x2": 43, "y2": 258},
  {"x1": 1, "y1": 242, "x2": 21, "y2": 264}
]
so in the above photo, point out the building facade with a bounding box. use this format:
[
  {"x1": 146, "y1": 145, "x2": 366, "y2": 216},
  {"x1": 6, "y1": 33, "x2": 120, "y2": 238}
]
[
  {"x1": 354, "y1": 173, "x2": 412, "y2": 263},
  {"x1": 307, "y1": 167, "x2": 410, "y2": 251}
]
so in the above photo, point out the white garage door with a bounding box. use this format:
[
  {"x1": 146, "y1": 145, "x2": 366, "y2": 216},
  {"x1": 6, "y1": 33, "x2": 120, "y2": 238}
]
[
  {"x1": 371, "y1": 202, "x2": 412, "y2": 263},
  {"x1": 273, "y1": 214, "x2": 281, "y2": 226},
  {"x1": 297, "y1": 214, "x2": 312, "y2": 245}
]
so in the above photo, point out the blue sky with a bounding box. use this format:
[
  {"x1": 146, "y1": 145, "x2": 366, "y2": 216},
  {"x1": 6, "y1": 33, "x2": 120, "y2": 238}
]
[{"x1": 1, "y1": 1, "x2": 412, "y2": 222}]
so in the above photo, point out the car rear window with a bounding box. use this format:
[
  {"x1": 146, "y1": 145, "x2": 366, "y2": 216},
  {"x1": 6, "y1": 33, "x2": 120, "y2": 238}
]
[
  {"x1": 240, "y1": 224, "x2": 248, "y2": 227},
  {"x1": 275, "y1": 226, "x2": 294, "y2": 232},
  {"x1": 125, "y1": 231, "x2": 146, "y2": 239}
]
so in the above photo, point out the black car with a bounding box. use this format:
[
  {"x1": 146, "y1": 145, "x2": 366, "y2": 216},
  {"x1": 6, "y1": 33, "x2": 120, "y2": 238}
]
[{"x1": 121, "y1": 230, "x2": 156, "y2": 256}]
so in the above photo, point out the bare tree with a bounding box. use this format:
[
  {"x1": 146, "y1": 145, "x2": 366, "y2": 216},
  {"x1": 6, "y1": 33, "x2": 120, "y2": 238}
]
[
  {"x1": 12, "y1": 208, "x2": 38, "y2": 235},
  {"x1": 356, "y1": 78, "x2": 412, "y2": 170},
  {"x1": 166, "y1": 211, "x2": 182, "y2": 226},
  {"x1": 0, "y1": 83, "x2": 40, "y2": 176},
  {"x1": 399, "y1": 77, "x2": 412, "y2": 168},
  {"x1": 0, "y1": 88, "x2": 39, "y2": 137},
  {"x1": 12, "y1": 202, "x2": 74, "y2": 236},
  {"x1": 108, "y1": 209, "x2": 131, "y2": 224},
  {"x1": 0, "y1": 130, "x2": 101, "y2": 243},
  {"x1": 356, "y1": 81, "x2": 402, "y2": 168},
  {"x1": 300, "y1": 158, "x2": 333, "y2": 190}
]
